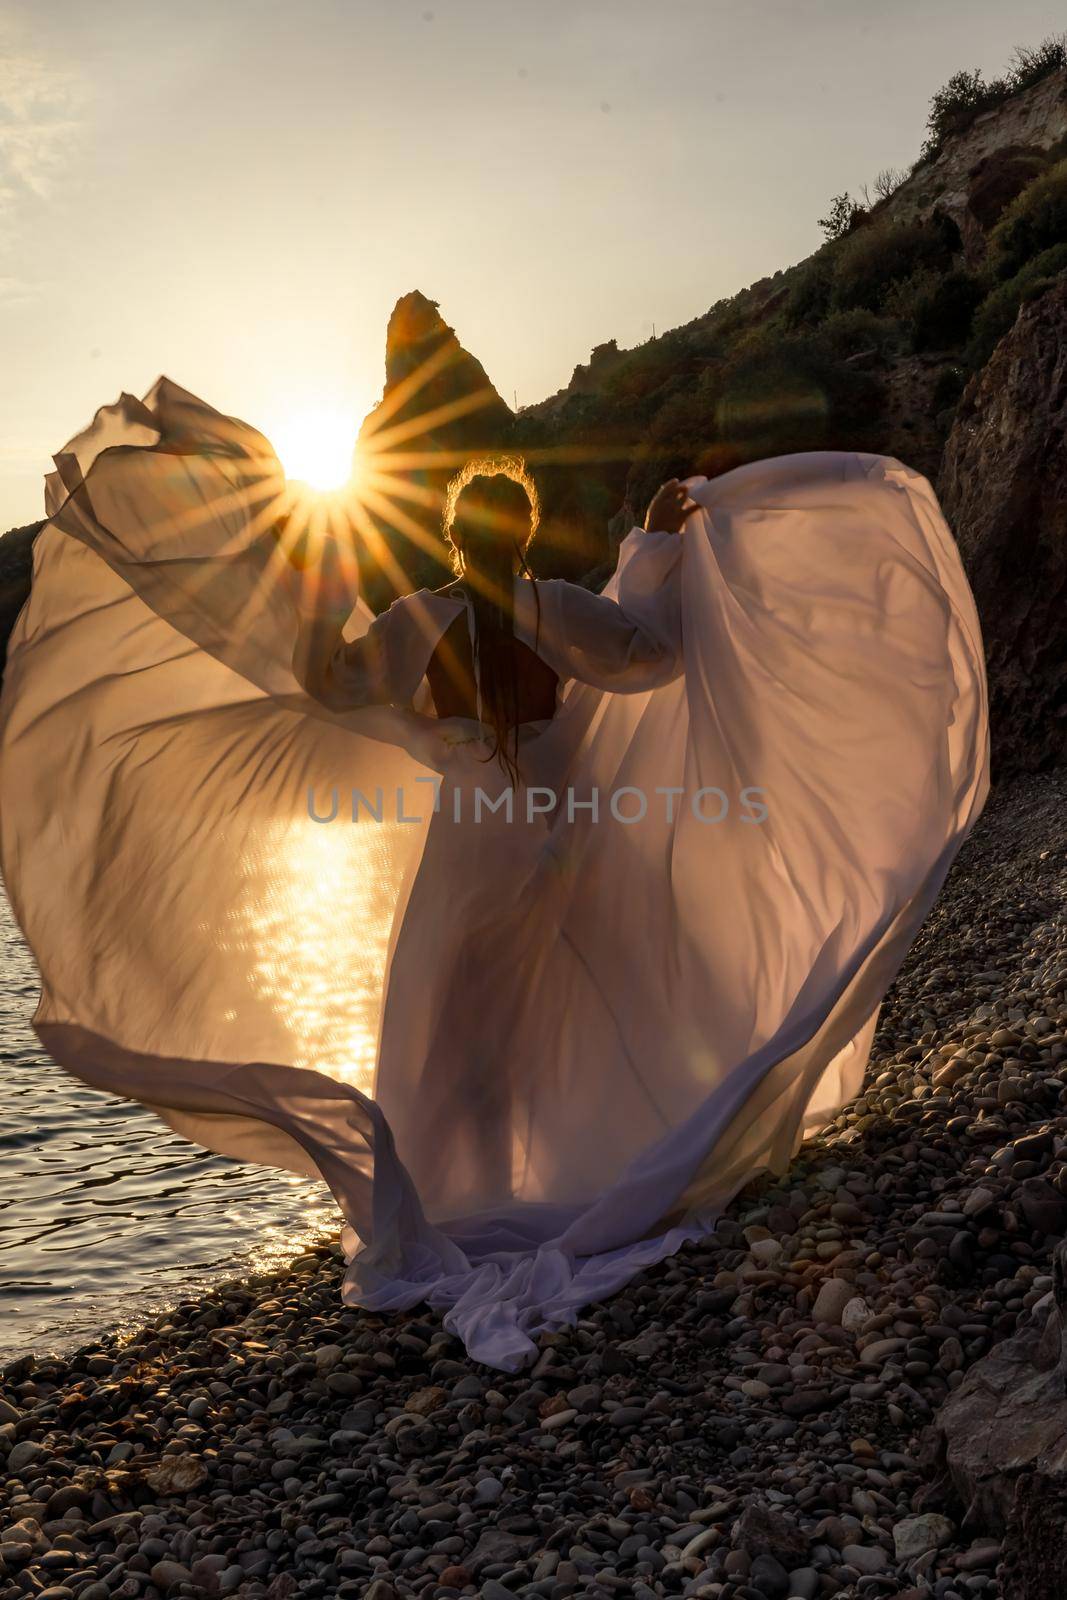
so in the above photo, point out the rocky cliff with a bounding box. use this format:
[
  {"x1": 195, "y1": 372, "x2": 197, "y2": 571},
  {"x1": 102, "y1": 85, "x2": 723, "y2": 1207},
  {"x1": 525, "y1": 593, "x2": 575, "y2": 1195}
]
[{"x1": 938, "y1": 276, "x2": 1067, "y2": 774}]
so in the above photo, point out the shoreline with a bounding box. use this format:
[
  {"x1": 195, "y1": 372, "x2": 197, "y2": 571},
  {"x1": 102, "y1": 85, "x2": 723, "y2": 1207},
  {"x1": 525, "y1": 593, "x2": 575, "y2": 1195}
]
[{"x1": 1, "y1": 770, "x2": 1064, "y2": 1599}]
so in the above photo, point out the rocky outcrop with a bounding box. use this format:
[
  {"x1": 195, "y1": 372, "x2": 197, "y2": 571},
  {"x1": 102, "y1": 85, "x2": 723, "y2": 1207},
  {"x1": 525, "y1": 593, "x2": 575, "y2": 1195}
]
[
  {"x1": 882, "y1": 351, "x2": 959, "y2": 483},
  {"x1": 964, "y1": 144, "x2": 1051, "y2": 237},
  {"x1": 355, "y1": 290, "x2": 513, "y2": 608},
  {"x1": 884, "y1": 67, "x2": 1067, "y2": 264},
  {"x1": 937, "y1": 273, "x2": 1067, "y2": 777}
]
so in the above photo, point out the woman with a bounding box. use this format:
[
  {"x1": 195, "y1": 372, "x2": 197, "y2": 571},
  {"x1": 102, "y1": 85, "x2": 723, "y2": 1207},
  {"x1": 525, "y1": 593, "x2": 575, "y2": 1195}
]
[{"x1": 0, "y1": 378, "x2": 988, "y2": 1372}]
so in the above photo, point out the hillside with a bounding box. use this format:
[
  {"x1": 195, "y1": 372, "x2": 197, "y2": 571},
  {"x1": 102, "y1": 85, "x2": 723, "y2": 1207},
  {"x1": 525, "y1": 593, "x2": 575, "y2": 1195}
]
[
  {"x1": 353, "y1": 46, "x2": 1067, "y2": 776},
  {"x1": 510, "y1": 59, "x2": 1067, "y2": 576}
]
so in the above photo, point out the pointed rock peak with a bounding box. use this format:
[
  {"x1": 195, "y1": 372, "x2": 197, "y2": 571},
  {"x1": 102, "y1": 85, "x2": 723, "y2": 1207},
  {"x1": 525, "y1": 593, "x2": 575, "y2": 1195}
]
[
  {"x1": 379, "y1": 291, "x2": 511, "y2": 431},
  {"x1": 386, "y1": 290, "x2": 451, "y2": 352},
  {"x1": 358, "y1": 294, "x2": 515, "y2": 604}
]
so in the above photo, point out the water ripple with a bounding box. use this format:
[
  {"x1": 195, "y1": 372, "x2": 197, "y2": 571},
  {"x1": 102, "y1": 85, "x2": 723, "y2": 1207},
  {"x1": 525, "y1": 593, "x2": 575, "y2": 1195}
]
[{"x1": 0, "y1": 893, "x2": 336, "y2": 1361}]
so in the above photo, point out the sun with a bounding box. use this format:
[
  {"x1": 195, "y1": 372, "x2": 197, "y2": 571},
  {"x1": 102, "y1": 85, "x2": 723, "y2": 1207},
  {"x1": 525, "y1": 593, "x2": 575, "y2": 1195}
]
[{"x1": 272, "y1": 407, "x2": 359, "y2": 492}]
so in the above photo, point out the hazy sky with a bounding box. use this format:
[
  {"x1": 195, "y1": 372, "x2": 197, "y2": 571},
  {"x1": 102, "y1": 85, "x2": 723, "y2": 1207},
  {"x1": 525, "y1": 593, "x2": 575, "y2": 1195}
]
[{"x1": 1, "y1": 0, "x2": 1063, "y2": 527}]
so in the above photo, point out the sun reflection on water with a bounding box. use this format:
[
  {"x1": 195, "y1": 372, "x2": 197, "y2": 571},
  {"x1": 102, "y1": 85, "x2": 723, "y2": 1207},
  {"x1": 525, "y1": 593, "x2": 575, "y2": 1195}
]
[
  {"x1": 234, "y1": 813, "x2": 401, "y2": 1096},
  {"x1": 248, "y1": 1174, "x2": 339, "y2": 1275}
]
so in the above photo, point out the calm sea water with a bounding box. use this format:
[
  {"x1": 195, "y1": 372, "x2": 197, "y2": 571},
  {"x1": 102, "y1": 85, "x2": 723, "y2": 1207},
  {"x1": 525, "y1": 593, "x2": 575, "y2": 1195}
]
[{"x1": 0, "y1": 893, "x2": 336, "y2": 1364}]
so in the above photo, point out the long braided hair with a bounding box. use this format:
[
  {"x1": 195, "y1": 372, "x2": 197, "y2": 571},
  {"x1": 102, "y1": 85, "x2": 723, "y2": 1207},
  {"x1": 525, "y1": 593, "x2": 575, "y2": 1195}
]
[{"x1": 443, "y1": 457, "x2": 541, "y2": 787}]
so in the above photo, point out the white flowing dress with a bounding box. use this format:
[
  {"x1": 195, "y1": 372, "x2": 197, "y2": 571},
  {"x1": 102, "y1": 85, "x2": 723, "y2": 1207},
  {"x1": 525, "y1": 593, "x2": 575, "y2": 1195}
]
[{"x1": 0, "y1": 379, "x2": 989, "y2": 1371}]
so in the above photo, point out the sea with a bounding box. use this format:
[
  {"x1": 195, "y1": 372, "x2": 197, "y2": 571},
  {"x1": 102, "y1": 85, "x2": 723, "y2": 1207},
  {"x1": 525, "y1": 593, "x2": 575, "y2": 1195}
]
[{"x1": 0, "y1": 892, "x2": 335, "y2": 1364}]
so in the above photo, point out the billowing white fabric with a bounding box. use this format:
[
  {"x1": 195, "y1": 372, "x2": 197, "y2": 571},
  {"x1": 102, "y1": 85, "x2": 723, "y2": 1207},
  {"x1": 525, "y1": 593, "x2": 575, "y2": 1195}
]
[{"x1": 0, "y1": 378, "x2": 989, "y2": 1371}]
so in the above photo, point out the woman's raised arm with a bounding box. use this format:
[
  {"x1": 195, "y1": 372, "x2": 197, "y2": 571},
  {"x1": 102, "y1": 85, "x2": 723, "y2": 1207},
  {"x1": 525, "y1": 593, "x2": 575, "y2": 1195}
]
[{"x1": 514, "y1": 478, "x2": 701, "y2": 693}]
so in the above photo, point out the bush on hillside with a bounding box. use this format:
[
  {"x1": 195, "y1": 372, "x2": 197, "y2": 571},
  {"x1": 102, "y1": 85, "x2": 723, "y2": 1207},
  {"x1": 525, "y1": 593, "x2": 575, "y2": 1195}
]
[
  {"x1": 881, "y1": 263, "x2": 941, "y2": 322},
  {"x1": 783, "y1": 259, "x2": 834, "y2": 327},
  {"x1": 619, "y1": 333, "x2": 887, "y2": 514},
  {"x1": 1007, "y1": 34, "x2": 1067, "y2": 94},
  {"x1": 830, "y1": 215, "x2": 959, "y2": 314},
  {"x1": 598, "y1": 330, "x2": 697, "y2": 409},
  {"x1": 711, "y1": 335, "x2": 886, "y2": 457},
  {"x1": 639, "y1": 382, "x2": 720, "y2": 464},
  {"x1": 623, "y1": 370, "x2": 732, "y2": 516},
  {"x1": 988, "y1": 157, "x2": 1067, "y2": 278},
  {"x1": 818, "y1": 193, "x2": 865, "y2": 241},
  {"x1": 919, "y1": 38, "x2": 1067, "y2": 164},
  {"x1": 964, "y1": 241, "x2": 1067, "y2": 366},
  {"x1": 873, "y1": 167, "x2": 909, "y2": 202},
  {"x1": 810, "y1": 308, "x2": 903, "y2": 361},
  {"x1": 920, "y1": 68, "x2": 1009, "y2": 163},
  {"x1": 910, "y1": 269, "x2": 984, "y2": 352}
]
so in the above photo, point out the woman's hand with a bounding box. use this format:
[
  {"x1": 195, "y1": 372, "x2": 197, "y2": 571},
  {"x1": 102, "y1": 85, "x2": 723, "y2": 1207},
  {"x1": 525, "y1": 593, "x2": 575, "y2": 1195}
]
[{"x1": 644, "y1": 478, "x2": 700, "y2": 534}]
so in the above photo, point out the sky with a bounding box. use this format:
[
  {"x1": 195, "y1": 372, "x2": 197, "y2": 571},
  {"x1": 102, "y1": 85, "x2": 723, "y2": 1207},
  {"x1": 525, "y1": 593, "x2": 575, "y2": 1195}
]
[{"x1": 1, "y1": 0, "x2": 1064, "y2": 528}]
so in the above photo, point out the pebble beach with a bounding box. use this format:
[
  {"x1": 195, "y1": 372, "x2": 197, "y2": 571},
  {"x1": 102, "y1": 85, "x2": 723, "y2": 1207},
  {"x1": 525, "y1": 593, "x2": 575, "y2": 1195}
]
[{"x1": 2, "y1": 769, "x2": 1065, "y2": 1600}]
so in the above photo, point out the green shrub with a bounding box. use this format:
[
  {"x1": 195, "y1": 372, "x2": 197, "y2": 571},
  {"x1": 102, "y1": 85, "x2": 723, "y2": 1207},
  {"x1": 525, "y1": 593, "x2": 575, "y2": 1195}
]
[
  {"x1": 623, "y1": 328, "x2": 889, "y2": 508},
  {"x1": 965, "y1": 242, "x2": 1067, "y2": 365},
  {"x1": 910, "y1": 269, "x2": 984, "y2": 351},
  {"x1": 783, "y1": 260, "x2": 834, "y2": 327},
  {"x1": 919, "y1": 68, "x2": 1009, "y2": 163},
  {"x1": 989, "y1": 157, "x2": 1067, "y2": 278},
  {"x1": 830, "y1": 217, "x2": 959, "y2": 313},
  {"x1": 727, "y1": 315, "x2": 792, "y2": 362},
  {"x1": 881, "y1": 264, "x2": 941, "y2": 322},
  {"x1": 809, "y1": 308, "x2": 903, "y2": 361},
  {"x1": 919, "y1": 39, "x2": 1066, "y2": 164},
  {"x1": 1006, "y1": 34, "x2": 1067, "y2": 94},
  {"x1": 1019, "y1": 273, "x2": 1063, "y2": 302},
  {"x1": 818, "y1": 193, "x2": 865, "y2": 241},
  {"x1": 710, "y1": 334, "x2": 886, "y2": 458},
  {"x1": 593, "y1": 328, "x2": 704, "y2": 410}
]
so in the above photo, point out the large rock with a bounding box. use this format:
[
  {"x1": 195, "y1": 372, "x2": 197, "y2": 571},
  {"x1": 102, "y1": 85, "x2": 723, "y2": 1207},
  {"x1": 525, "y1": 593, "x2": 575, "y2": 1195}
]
[
  {"x1": 892, "y1": 1512, "x2": 955, "y2": 1561},
  {"x1": 937, "y1": 273, "x2": 1067, "y2": 776},
  {"x1": 811, "y1": 1277, "x2": 854, "y2": 1326},
  {"x1": 931, "y1": 1240, "x2": 1067, "y2": 1597},
  {"x1": 355, "y1": 290, "x2": 513, "y2": 608},
  {"x1": 731, "y1": 1501, "x2": 808, "y2": 1565}
]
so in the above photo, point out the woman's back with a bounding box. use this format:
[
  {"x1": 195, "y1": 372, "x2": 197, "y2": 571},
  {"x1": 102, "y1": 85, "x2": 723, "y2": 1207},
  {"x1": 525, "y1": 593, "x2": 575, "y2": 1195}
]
[
  {"x1": 309, "y1": 551, "x2": 687, "y2": 723},
  {"x1": 425, "y1": 600, "x2": 559, "y2": 725}
]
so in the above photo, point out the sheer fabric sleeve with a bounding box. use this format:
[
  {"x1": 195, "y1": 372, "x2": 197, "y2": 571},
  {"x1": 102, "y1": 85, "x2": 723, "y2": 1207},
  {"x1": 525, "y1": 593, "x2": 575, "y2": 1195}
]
[
  {"x1": 292, "y1": 605, "x2": 392, "y2": 711},
  {"x1": 292, "y1": 592, "x2": 441, "y2": 712},
  {"x1": 521, "y1": 526, "x2": 683, "y2": 692}
]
